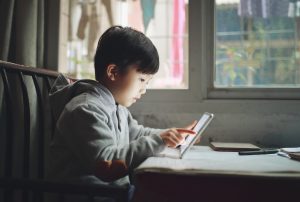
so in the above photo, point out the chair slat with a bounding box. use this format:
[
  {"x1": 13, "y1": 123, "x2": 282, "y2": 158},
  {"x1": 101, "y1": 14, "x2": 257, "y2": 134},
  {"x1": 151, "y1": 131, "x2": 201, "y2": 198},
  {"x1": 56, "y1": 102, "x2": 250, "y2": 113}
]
[
  {"x1": 1, "y1": 68, "x2": 14, "y2": 202},
  {"x1": 18, "y1": 72, "x2": 31, "y2": 179},
  {"x1": 32, "y1": 74, "x2": 45, "y2": 179},
  {"x1": 1, "y1": 68, "x2": 14, "y2": 177},
  {"x1": 19, "y1": 72, "x2": 31, "y2": 202}
]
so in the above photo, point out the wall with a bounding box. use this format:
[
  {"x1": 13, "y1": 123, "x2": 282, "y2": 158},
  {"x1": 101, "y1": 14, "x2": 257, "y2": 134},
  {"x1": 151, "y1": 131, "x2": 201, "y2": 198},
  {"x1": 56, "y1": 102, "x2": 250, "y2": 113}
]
[{"x1": 130, "y1": 99, "x2": 300, "y2": 148}]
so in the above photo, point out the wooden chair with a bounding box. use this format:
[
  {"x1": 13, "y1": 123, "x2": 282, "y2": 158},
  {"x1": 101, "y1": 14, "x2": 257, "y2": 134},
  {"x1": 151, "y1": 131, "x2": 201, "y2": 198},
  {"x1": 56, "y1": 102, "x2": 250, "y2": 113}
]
[{"x1": 0, "y1": 60, "x2": 129, "y2": 202}]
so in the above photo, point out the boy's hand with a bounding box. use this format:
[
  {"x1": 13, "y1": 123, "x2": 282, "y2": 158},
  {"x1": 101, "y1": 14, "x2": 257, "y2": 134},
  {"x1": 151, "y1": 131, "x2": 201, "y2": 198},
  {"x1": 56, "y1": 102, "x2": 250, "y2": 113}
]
[
  {"x1": 185, "y1": 120, "x2": 197, "y2": 130},
  {"x1": 95, "y1": 160, "x2": 128, "y2": 182},
  {"x1": 185, "y1": 120, "x2": 201, "y2": 144},
  {"x1": 160, "y1": 128, "x2": 196, "y2": 148}
]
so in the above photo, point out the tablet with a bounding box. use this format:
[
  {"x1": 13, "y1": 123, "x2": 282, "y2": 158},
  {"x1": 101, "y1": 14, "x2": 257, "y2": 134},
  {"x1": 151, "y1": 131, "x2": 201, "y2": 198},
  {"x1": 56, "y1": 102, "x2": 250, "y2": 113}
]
[
  {"x1": 179, "y1": 112, "x2": 214, "y2": 158},
  {"x1": 157, "y1": 112, "x2": 214, "y2": 159}
]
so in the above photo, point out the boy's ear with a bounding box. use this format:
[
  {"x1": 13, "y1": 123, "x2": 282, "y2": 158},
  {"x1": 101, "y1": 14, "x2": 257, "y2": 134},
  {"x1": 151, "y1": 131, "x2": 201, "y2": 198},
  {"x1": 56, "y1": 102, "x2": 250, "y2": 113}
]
[{"x1": 106, "y1": 64, "x2": 119, "y2": 81}]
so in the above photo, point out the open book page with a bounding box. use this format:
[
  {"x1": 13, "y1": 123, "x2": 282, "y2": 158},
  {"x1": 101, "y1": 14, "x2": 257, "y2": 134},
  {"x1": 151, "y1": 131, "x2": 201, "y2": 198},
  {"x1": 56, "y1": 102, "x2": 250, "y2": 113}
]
[{"x1": 157, "y1": 147, "x2": 181, "y2": 159}]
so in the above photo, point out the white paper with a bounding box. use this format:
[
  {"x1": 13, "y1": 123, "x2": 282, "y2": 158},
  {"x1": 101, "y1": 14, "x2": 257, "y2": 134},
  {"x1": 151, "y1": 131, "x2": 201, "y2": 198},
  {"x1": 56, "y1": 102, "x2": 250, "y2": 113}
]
[{"x1": 281, "y1": 147, "x2": 300, "y2": 153}]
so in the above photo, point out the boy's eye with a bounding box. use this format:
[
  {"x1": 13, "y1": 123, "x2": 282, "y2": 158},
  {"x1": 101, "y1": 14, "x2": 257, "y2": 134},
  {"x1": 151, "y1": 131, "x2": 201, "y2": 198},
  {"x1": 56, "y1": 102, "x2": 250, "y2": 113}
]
[{"x1": 140, "y1": 78, "x2": 145, "y2": 82}]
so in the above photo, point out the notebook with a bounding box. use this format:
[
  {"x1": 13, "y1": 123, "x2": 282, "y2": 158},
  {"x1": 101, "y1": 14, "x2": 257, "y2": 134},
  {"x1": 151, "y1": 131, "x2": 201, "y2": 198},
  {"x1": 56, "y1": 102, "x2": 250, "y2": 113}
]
[
  {"x1": 157, "y1": 112, "x2": 214, "y2": 159},
  {"x1": 209, "y1": 142, "x2": 260, "y2": 152}
]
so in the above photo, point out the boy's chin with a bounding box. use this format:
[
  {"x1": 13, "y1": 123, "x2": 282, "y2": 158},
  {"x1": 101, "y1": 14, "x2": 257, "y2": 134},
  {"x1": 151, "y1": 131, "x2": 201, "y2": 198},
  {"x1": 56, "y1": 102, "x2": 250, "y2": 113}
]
[
  {"x1": 125, "y1": 102, "x2": 134, "y2": 107},
  {"x1": 119, "y1": 101, "x2": 134, "y2": 107}
]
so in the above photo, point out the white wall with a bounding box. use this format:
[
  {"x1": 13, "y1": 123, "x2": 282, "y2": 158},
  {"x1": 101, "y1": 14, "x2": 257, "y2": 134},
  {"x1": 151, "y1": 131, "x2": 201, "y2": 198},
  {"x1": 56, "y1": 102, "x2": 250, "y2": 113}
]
[{"x1": 130, "y1": 100, "x2": 300, "y2": 148}]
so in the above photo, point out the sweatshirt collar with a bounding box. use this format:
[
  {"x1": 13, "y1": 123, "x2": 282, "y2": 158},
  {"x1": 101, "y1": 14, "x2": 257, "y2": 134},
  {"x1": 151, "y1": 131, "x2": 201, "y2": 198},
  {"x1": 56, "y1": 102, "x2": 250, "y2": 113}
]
[{"x1": 93, "y1": 81, "x2": 117, "y2": 107}]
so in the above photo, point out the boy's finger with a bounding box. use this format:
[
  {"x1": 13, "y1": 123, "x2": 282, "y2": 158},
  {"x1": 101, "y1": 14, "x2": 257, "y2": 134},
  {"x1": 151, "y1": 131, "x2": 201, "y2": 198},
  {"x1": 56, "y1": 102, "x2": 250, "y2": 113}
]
[
  {"x1": 169, "y1": 130, "x2": 183, "y2": 142},
  {"x1": 185, "y1": 120, "x2": 197, "y2": 130},
  {"x1": 166, "y1": 137, "x2": 178, "y2": 148},
  {"x1": 176, "y1": 128, "x2": 196, "y2": 135}
]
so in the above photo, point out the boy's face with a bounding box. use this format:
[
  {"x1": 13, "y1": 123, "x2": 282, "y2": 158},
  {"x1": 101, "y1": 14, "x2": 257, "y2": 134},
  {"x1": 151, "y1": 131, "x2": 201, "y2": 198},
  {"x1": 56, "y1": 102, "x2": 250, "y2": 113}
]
[{"x1": 109, "y1": 65, "x2": 153, "y2": 107}]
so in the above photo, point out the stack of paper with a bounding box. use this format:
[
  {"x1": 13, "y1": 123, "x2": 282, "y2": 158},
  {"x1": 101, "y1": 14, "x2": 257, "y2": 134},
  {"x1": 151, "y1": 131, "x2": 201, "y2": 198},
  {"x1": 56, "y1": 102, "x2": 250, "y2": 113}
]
[{"x1": 279, "y1": 147, "x2": 300, "y2": 161}]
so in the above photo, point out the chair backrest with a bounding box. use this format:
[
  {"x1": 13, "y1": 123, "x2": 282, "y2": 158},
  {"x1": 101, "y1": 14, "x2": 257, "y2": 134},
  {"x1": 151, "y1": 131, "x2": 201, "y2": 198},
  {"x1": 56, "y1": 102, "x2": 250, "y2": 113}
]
[{"x1": 0, "y1": 60, "x2": 59, "y2": 181}]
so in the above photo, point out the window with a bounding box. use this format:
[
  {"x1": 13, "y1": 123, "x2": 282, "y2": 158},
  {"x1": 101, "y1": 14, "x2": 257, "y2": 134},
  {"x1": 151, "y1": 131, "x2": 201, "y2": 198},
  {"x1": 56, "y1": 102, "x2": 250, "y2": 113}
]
[
  {"x1": 215, "y1": 0, "x2": 300, "y2": 88},
  {"x1": 59, "y1": 0, "x2": 189, "y2": 89},
  {"x1": 201, "y1": 0, "x2": 300, "y2": 99},
  {"x1": 59, "y1": 0, "x2": 300, "y2": 101}
]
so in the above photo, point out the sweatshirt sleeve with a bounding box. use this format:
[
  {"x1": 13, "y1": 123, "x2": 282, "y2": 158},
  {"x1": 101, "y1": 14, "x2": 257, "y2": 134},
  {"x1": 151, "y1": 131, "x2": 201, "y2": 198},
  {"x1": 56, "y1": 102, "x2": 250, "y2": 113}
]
[
  {"x1": 57, "y1": 103, "x2": 165, "y2": 175},
  {"x1": 126, "y1": 108, "x2": 165, "y2": 141}
]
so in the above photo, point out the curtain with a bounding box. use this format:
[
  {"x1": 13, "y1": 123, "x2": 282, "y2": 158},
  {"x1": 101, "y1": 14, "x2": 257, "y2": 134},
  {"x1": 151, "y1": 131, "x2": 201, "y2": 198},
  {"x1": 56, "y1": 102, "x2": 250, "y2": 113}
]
[
  {"x1": 140, "y1": 0, "x2": 156, "y2": 32},
  {"x1": 0, "y1": 0, "x2": 46, "y2": 67},
  {"x1": 171, "y1": 0, "x2": 186, "y2": 84}
]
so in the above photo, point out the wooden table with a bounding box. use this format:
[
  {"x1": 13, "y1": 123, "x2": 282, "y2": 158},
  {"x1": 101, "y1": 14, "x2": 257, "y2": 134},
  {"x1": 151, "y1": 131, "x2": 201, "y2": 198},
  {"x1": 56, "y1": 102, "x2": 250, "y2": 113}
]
[{"x1": 133, "y1": 146, "x2": 300, "y2": 202}]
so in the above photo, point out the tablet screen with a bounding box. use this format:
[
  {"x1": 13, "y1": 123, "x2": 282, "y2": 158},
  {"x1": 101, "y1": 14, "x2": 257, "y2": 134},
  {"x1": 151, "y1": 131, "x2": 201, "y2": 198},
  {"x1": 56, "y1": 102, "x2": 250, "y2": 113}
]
[{"x1": 180, "y1": 112, "x2": 214, "y2": 155}]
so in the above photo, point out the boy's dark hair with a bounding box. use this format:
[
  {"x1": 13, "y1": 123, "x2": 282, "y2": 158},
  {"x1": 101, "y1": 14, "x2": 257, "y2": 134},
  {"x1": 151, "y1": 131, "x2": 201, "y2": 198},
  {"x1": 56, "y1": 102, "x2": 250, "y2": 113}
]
[{"x1": 94, "y1": 26, "x2": 159, "y2": 80}]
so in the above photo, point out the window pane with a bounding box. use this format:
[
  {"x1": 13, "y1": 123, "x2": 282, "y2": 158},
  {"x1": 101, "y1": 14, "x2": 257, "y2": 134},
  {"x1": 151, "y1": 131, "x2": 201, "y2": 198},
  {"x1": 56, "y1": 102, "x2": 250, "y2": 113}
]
[
  {"x1": 215, "y1": 0, "x2": 300, "y2": 88},
  {"x1": 59, "y1": 0, "x2": 189, "y2": 89}
]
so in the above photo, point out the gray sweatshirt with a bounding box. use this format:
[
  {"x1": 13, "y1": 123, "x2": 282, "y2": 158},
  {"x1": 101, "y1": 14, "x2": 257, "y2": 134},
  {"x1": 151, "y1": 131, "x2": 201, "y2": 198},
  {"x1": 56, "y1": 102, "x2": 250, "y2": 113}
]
[{"x1": 48, "y1": 74, "x2": 165, "y2": 186}]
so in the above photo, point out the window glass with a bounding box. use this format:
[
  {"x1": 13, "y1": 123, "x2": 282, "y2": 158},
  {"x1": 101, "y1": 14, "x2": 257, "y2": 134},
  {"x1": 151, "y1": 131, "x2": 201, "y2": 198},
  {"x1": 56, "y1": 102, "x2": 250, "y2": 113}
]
[
  {"x1": 60, "y1": 0, "x2": 189, "y2": 89},
  {"x1": 215, "y1": 0, "x2": 300, "y2": 88}
]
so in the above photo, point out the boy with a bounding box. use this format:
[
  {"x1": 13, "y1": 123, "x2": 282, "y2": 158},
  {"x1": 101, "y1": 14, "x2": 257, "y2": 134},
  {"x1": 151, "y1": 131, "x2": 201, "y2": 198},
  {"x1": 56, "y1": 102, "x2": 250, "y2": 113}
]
[{"x1": 48, "y1": 26, "x2": 196, "y2": 195}]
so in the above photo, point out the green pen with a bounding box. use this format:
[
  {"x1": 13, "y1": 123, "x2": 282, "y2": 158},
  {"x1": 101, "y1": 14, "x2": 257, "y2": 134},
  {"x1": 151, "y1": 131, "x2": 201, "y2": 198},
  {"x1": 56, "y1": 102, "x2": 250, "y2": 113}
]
[{"x1": 239, "y1": 149, "x2": 279, "y2": 155}]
